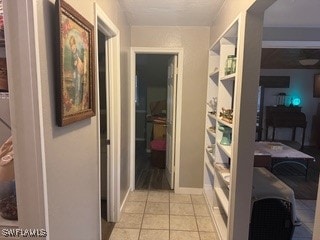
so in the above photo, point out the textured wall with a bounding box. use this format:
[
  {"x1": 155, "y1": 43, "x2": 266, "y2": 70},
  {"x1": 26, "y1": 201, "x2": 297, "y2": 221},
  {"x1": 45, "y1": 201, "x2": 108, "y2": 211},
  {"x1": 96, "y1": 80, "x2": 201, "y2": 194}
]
[
  {"x1": 35, "y1": 0, "x2": 130, "y2": 239},
  {"x1": 132, "y1": 26, "x2": 210, "y2": 188}
]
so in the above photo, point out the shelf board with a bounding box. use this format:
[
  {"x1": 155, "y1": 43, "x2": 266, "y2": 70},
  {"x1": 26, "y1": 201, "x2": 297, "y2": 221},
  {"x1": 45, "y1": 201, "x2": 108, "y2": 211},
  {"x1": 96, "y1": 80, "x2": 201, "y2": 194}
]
[
  {"x1": 209, "y1": 70, "x2": 219, "y2": 80},
  {"x1": 216, "y1": 142, "x2": 232, "y2": 158},
  {"x1": 214, "y1": 188, "x2": 229, "y2": 216},
  {"x1": 206, "y1": 148, "x2": 216, "y2": 164},
  {"x1": 0, "y1": 215, "x2": 18, "y2": 227},
  {"x1": 205, "y1": 156, "x2": 215, "y2": 175},
  {"x1": 213, "y1": 208, "x2": 228, "y2": 240},
  {"x1": 214, "y1": 163, "x2": 231, "y2": 188},
  {"x1": 220, "y1": 73, "x2": 236, "y2": 81},
  {"x1": 217, "y1": 118, "x2": 233, "y2": 129},
  {"x1": 208, "y1": 113, "x2": 217, "y2": 121},
  {"x1": 210, "y1": 44, "x2": 220, "y2": 54},
  {"x1": 207, "y1": 128, "x2": 216, "y2": 138}
]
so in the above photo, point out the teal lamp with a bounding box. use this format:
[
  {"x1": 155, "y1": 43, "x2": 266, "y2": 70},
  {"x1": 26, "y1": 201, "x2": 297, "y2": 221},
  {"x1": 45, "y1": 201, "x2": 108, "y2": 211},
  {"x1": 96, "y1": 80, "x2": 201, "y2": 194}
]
[
  {"x1": 292, "y1": 97, "x2": 301, "y2": 106},
  {"x1": 290, "y1": 97, "x2": 301, "y2": 107}
]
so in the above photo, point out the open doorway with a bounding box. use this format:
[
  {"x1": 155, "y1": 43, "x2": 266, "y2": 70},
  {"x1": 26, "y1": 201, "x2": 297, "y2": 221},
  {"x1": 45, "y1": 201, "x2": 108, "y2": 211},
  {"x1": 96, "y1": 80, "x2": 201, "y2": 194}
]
[
  {"x1": 135, "y1": 54, "x2": 172, "y2": 190},
  {"x1": 257, "y1": 1, "x2": 320, "y2": 238},
  {"x1": 95, "y1": 3, "x2": 122, "y2": 239},
  {"x1": 97, "y1": 29, "x2": 114, "y2": 239},
  {"x1": 130, "y1": 48, "x2": 183, "y2": 192}
]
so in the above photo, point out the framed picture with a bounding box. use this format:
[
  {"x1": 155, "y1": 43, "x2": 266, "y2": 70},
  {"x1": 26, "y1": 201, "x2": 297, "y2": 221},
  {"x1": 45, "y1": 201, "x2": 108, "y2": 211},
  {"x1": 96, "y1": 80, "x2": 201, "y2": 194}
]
[
  {"x1": 314, "y1": 74, "x2": 320, "y2": 98},
  {"x1": 56, "y1": 0, "x2": 95, "y2": 126}
]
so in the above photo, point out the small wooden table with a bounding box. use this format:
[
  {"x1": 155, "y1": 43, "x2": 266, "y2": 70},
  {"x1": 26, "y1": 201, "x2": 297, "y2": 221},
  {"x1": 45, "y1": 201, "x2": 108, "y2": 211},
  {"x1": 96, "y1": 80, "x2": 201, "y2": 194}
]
[{"x1": 254, "y1": 141, "x2": 315, "y2": 179}]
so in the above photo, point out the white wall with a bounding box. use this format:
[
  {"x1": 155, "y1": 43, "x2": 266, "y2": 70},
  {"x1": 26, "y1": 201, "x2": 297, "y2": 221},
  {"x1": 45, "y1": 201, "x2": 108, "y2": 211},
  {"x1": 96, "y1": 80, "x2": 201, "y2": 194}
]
[
  {"x1": 261, "y1": 69, "x2": 320, "y2": 145},
  {"x1": 132, "y1": 26, "x2": 210, "y2": 188},
  {"x1": 34, "y1": 0, "x2": 130, "y2": 239}
]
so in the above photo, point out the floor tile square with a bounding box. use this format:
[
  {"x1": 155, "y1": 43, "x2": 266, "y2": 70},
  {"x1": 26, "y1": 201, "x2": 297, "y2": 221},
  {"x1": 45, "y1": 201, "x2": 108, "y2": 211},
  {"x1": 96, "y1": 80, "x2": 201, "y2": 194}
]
[
  {"x1": 301, "y1": 200, "x2": 316, "y2": 210},
  {"x1": 304, "y1": 222, "x2": 314, "y2": 233},
  {"x1": 196, "y1": 217, "x2": 215, "y2": 232},
  {"x1": 170, "y1": 230, "x2": 200, "y2": 240},
  {"x1": 295, "y1": 199, "x2": 310, "y2": 210},
  {"x1": 128, "y1": 191, "x2": 148, "y2": 202},
  {"x1": 148, "y1": 191, "x2": 170, "y2": 203},
  {"x1": 145, "y1": 202, "x2": 169, "y2": 215},
  {"x1": 296, "y1": 209, "x2": 315, "y2": 223},
  {"x1": 193, "y1": 204, "x2": 210, "y2": 216},
  {"x1": 115, "y1": 213, "x2": 143, "y2": 229},
  {"x1": 170, "y1": 215, "x2": 197, "y2": 231},
  {"x1": 292, "y1": 224, "x2": 312, "y2": 238},
  {"x1": 191, "y1": 195, "x2": 206, "y2": 205},
  {"x1": 170, "y1": 203, "x2": 194, "y2": 216},
  {"x1": 139, "y1": 229, "x2": 169, "y2": 240},
  {"x1": 199, "y1": 231, "x2": 219, "y2": 240},
  {"x1": 142, "y1": 214, "x2": 169, "y2": 230},
  {"x1": 169, "y1": 193, "x2": 192, "y2": 203},
  {"x1": 124, "y1": 201, "x2": 146, "y2": 214},
  {"x1": 109, "y1": 228, "x2": 140, "y2": 240}
]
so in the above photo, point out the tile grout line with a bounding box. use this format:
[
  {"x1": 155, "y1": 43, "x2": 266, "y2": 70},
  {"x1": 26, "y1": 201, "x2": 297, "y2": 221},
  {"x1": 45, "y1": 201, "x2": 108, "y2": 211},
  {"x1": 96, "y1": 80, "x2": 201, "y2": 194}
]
[
  {"x1": 169, "y1": 191, "x2": 171, "y2": 239},
  {"x1": 138, "y1": 190, "x2": 149, "y2": 240},
  {"x1": 191, "y1": 194, "x2": 201, "y2": 239}
]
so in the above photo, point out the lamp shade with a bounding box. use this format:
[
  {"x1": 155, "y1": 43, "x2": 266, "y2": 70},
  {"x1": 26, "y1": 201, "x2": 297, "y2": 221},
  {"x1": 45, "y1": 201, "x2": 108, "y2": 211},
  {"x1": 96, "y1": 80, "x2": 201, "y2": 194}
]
[{"x1": 299, "y1": 59, "x2": 319, "y2": 66}]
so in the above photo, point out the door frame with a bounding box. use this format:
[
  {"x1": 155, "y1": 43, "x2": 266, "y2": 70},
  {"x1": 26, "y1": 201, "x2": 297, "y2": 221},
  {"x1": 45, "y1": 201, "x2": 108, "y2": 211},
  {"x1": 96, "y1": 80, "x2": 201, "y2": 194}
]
[
  {"x1": 3, "y1": 0, "x2": 48, "y2": 233},
  {"x1": 94, "y1": 3, "x2": 121, "y2": 225},
  {"x1": 129, "y1": 47, "x2": 183, "y2": 191}
]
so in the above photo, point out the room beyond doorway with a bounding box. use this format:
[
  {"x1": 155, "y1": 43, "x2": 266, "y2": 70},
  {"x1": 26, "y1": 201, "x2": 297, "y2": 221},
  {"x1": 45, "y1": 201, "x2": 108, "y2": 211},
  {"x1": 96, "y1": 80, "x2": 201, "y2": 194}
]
[
  {"x1": 135, "y1": 54, "x2": 172, "y2": 190},
  {"x1": 129, "y1": 48, "x2": 184, "y2": 192}
]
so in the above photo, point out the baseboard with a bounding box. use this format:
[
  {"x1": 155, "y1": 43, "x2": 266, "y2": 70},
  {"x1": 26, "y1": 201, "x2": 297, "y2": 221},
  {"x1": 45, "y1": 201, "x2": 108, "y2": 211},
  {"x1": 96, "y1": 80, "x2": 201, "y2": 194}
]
[
  {"x1": 120, "y1": 188, "x2": 131, "y2": 212},
  {"x1": 174, "y1": 187, "x2": 203, "y2": 195}
]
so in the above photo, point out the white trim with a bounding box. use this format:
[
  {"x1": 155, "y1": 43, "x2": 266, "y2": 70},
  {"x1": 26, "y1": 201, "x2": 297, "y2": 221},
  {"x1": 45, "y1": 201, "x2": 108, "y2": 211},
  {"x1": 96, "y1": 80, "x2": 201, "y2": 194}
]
[
  {"x1": 120, "y1": 189, "x2": 131, "y2": 212},
  {"x1": 129, "y1": 47, "x2": 183, "y2": 192},
  {"x1": 95, "y1": 4, "x2": 121, "y2": 226},
  {"x1": 3, "y1": 0, "x2": 47, "y2": 233},
  {"x1": 262, "y1": 40, "x2": 320, "y2": 48},
  {"x1": 174, "y1": 187, "x2": 203, "y2": 195}
]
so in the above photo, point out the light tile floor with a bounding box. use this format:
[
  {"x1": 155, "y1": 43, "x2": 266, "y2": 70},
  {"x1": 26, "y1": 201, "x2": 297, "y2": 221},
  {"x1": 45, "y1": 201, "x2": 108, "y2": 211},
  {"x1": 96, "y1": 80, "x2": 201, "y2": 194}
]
[
  {"x1": 292, "y1": 199, "x2": 317, "y2": 240},
  {"x1": 109, "y1": 190, "x2": 219, "y2": 240},
  {"x1": 109, "y1": 190, "x2": 317, "y2": 240}
]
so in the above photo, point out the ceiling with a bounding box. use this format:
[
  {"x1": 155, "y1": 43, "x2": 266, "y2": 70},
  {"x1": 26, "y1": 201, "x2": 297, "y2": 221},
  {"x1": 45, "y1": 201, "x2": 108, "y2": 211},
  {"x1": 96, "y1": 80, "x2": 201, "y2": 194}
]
[
  {"x1": 261, "y1": 49, "x2": 320, "y2": 69},
  {"x1": 118, "y1": 0, "x2": 320, "y2": 27},
  {"x1": 118, "y1": 0, "x2": 225, "y2": 26},
  {"x1": 121, "y1": 0, "x2": 320, "y2": 69}
]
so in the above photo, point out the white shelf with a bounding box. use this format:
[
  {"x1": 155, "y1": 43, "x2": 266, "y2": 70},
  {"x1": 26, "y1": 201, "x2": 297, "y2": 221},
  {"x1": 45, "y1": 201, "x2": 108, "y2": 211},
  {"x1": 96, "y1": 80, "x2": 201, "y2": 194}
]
[
  {"x1": 206, "y1": 148, "x2": 215, "y2": 164},
  {"x1": 205, "y1": 157, "x2": 215, "y2": 175},
  {"x1": 205, "y1": 18, "x2": 240, "y2": 240},
  {"x1": 217, "y1": 118, "x2": 233, "y2": 129},
  {"x1": 214, "y1": 188, "x2": 229, "y2": 216},
  {"x1": 0, "y1": 215, "x2": 18, "y2": 227},
  {"x1": 209, "y1": 69, "x2": 219, "y2": 80},
  {"x1": 207, "y1": 128, "x2": 216, "y2": 138},
  {"x1": 216, "y1": 142, "x2": 232, "y2": 158},
  {"x1": 220, "y1": 73, "x2": 236, "y2": 81},
  {"x1": 207, "y1": 113, "x2": 217, "y2": 121},
  {"x1": 213, "y1": 208, "x2": 227, "y2": 240}
]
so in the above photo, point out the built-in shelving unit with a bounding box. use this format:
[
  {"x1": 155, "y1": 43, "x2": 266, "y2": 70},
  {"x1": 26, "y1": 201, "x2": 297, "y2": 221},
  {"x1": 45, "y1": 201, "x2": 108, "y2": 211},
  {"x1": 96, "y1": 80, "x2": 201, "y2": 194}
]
[{"x1": 203, "y1": 18, "x2": 239, "y2": 240}]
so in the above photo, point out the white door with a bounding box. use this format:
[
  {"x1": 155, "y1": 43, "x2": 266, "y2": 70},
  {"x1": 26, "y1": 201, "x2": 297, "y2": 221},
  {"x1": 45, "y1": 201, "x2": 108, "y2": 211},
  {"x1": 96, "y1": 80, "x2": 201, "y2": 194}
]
[{"x1": 166, "y1": 55, "x2": 178, "y2": 189}]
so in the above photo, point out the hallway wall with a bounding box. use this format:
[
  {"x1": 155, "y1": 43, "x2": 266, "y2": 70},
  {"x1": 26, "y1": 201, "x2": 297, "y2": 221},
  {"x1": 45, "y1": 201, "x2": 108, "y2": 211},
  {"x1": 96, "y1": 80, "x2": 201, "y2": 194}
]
[
  {"x1": 132, "y1": 26, "x2": 210, "y2": 188},
  {"x1": 35, "y1": 0, "x2": 130, "y2": 239}
]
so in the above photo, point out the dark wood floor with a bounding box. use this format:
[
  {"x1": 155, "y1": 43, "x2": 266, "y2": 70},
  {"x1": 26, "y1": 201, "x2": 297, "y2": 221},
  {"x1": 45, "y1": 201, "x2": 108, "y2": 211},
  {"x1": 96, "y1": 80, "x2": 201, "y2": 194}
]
[
  {"x1": 272, "y1": 146, "x2": 320, "y2": 200},
  {"x1": 135, "y1": 141, "x2": 170, "y2": 190},
  {"x1": 101, "y1": 200, "x2": 115, "y2": 240}
]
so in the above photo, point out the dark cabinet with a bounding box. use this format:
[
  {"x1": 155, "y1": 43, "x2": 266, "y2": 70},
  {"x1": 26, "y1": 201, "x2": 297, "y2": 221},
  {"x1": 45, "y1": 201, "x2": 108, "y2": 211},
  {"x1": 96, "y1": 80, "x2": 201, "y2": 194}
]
[{"x1": 265, "y1": 106, "x2": 307, "y2": 149}]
